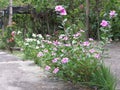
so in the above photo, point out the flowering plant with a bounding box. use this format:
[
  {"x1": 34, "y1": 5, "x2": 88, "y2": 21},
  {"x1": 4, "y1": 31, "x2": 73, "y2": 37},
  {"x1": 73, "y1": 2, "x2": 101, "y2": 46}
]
[
  {"x1": 100, "y1": 10, "x2": 118, "y2": 42},
  {"x1": 14, "y1": 5, "x2": 116, "y2": 89}
]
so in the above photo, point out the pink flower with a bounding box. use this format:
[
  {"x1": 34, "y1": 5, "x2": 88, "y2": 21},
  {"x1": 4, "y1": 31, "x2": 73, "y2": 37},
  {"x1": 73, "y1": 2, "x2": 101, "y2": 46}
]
[
  {"x1": 60, "y1": 9, "x2": 67, "y2": 15},
  {"x1": 83, "y1": 41, "x2": 90, "y2": 46},
  {"x1": 11, "y1": 31, "x2": 16, "y2": 37},
  {"x1": 61, "y1": 49, "x2": 64, "y2": 52},
  {"x1": 53, "y1": 40, "x2": 61, "y2": 45},
  {"x1": 46, "y1": 34, "x2": 51, "y2": 37},
  {"x1": 64, "y1": 44, "x2": 71, "y2": 47},
  {"x1": 55, "y1": 5, "x2": 64, "y2": 12},
  {"x1": 73, "y1": 32, "x2": 81, "y2": 38},
  {"x1": 47, "y1": 41, "x2": 52, "y2": 44},
  {"x1": 109, "y1": 10, "x2": 117, "y2": 18},
  {"x1": 59, "y1": 35, "x2": 64, "y2": 39},
  {"x1": 55, "y1": 5, "x2": 67, "y2": 16},
  {"x1": 100, "y1": 20, "x2": 108, "y2": 27},
  {"x1": 61, "y1": 58, "x2": 69, "y2": 64},
  {"x1": 80, "y1": 30, "x2": 85, "y2": 32},
  {"x1": 43, "y1": 49, "x2": 48, "y2": 53},
  {"x1": 53, "y1": 67, "x2": 59, "y2": 74},
  {"x1": 63, "y1": 36, "x2": 68, "y2": 40},
  {"x1": 89, "y1": 49, "x2": 95, "y2": 53},
  {"x1": 45, "y1": 65, "x2": 51, "y2": 71},
  {"x1": 89, "y1": 38, "x2": 94, "y2": 41},
  {"x1": 94, "y1": 54, "x2": 100, "y2": 59},
  {"x1": 37, "y1": 52, "x2": 44, "y2": 57},
  {"x1": 53, "y1": 48, "x2": 57, "y2": 51},
  {"x1": 52, "y1": 58, "x2": 59, "y2": 63},
  {"x1": 52, "y1": 52, "x2": 56, "y2": 56}
]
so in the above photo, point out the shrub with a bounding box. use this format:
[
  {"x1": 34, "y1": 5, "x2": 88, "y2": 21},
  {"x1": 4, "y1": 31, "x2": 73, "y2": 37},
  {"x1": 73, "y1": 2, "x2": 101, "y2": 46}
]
[{"x1": 14, "y1": 4, "x2": 117, "y2": 90}]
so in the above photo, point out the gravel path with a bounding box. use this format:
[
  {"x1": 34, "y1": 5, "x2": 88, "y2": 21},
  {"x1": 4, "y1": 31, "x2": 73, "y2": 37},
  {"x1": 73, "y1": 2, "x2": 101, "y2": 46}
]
[{"x1": 0, "y1": 51, "x2": 88, "y2": 90}]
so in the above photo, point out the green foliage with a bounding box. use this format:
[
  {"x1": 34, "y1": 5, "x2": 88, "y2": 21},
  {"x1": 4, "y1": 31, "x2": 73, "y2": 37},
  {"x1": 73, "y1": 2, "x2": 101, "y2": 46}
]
[
  {"x1": 1, "y1": 25, "x2": 17, "y2": 51},
  {"x1": 15, "y1": 24, "x2": 116, "y2": 89},
  {"x1": 89, "y1": 0, "x2": 120, "y2": 40},
  {"x1": 90, "y1": 64, "x2": 116, "y2": 90}
]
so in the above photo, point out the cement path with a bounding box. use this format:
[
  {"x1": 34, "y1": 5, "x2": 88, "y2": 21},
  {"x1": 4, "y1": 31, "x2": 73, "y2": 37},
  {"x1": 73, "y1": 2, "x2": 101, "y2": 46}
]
[
  {"x1": 0, "y1": 51, "x2": 87, "y2": 90},
  {"x1": 104, "y1": 42, "x2": 120, "y2": 90}
]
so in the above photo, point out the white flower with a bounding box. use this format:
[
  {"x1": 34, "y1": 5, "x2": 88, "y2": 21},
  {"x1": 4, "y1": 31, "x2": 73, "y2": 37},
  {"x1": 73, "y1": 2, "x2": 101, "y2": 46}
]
[
  {"x1": 17, "y1": 31, "x2": 22, "y2": 34},
  {"x1": 37, "y1": 40, "x2": 40, "y2": 44},
  {"x1": 24, "y1": 43, "x2": 29, "y2": 46},
  {"x1": 59, "y1": 34, "x2": 65, "y2": 39},
  {"x1": 36, "y1": 46, "x2": 39, "y2": 49},
  {"x1": 37, "y1": 34, "x2": 44, "y2": 39},
  {"x1": 32, "y1": 33, "x2": 36, "y2": 37},
  {"x1": 25, "y1": 38, "x2": 32, "y2": 42}
]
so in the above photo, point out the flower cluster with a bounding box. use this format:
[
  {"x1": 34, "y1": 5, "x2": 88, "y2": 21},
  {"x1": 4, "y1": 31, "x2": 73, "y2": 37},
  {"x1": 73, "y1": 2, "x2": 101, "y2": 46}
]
[
  {"x1": 7, "y1": 31, "x2": 16, "y2": 43},
  {"x1": 100, "y1": 10, "x2": 117, "y2": 27}
]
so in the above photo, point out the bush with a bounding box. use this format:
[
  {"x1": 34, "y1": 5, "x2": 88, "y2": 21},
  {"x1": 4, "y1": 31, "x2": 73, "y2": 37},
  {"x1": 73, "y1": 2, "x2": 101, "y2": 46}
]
[
  {"x1": 13, "y1": 4, "x2": 116, "y2": 89},
  {"x1": 15, "y1": 25, "x2": 116, "y2": 89}
]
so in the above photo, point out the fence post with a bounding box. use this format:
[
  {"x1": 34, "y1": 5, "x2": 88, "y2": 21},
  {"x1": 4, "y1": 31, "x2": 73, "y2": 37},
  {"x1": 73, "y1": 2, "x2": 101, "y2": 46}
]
[
  {"x1": 8, "y1": 0, "x2": 13, "y2": 25},
  {"x1": 86, "y1": 0, "x2": 90, "y2": 40}
]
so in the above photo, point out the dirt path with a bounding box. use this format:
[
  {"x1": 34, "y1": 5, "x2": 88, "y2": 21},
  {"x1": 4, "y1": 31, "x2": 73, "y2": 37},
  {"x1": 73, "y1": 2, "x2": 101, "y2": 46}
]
[
  {"x1": 0, "y1": 51, "x2": 87, "y2": 90},
  {"x1": 104, "y1": 42, "x2": 120, "y2": 90}
]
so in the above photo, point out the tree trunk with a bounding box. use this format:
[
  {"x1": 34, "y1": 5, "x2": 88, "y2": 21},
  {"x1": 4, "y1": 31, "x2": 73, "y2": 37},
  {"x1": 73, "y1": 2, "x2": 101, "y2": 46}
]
[
  {"x1": 8, "y1": 0, "x2": 13, "y2": 25},
  {"x1": 86, "y1": 0, "x2": 90, "y2": 40}
]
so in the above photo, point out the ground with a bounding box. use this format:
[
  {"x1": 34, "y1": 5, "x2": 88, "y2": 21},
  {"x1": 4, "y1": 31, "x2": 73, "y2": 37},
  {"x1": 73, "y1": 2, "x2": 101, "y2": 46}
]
[
  {"x1": 0, "y1": 51, "x2": 88, "y2": 90},
  {"x1": 0, "y1": 42, "x2": 120, "y2": 90},
  {"x1": 104, "y1": 42, "x2": 120, "y2": 90}
]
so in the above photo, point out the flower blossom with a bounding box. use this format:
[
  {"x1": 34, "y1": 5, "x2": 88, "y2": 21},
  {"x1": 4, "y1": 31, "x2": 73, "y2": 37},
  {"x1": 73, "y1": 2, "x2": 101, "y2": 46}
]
[
  {"x1": 109, "y1": 10, "x2": 117, "y2": 18},
  {"x1": 73, "y1": 32, "x2": 81, "y2": 39},
  {"x1": 52, "y1": 58, "x2": 59, "y2": 63},
  {"x1": 55, "y1": 5, "x2": 67, "y2": 15},
  {"x1": 24, "y1": 43, "x2": 29, "y2": 46},
  {"x1": 55, "y1": 5, "x2": 64, "y2": 12},
  {"x1": 45, "y1": 65, "x2": 51, "y2": 71},
  {"x1": 89, "y1": 38, "x2": 94, "y2": 41},
  {"x1": 43, "y1": 49, "x2": 48, "y2": 53},
  {"x1": 53, "y1": 48, "x2": 57, "y2": 51},
  {"x1": 53, "y1": 67, "x2": 59, "y2": 74},
  {"x1": 52, "y1": 52, "x2": 56, "y2": 56},
  {"x1": 17, "y1": 31, "x2": 22, "y2": 34},
  {"x1": 63, "y1": 36, "x2": 68, "y2": 40},
  {"x1": 100, "y1": 20, "x2": 108, "y2": 27},
  {"x1": 89, "y1": 49, "x2": 95, "y2": 53},
  {"x1": 80, "y1": 30, "x2": 85, "y2": 32},
  {"x1": 11, "y1": 31, "x2": 16, "y2": 37},
  {"x1": 32, "y1": 33, "x2": 36, "y2": 37},
  {"x1": 36, "y1": 46, "x2": 39, "y2": 49},
  {"x1": 53, "y1": 40, "x2": 61, "y2": 45},
  {"x1": 61, "y1": 58, "x2": 69, "y2": 64},
  {"x1": 37, "y1": 52, "x2": 44, "y2": 57},
  {"x1": 83, "y1": 41, "x2": 90, "y2": 46},
  {"x1": 94, "y1": 54, "x2": 100, "y2": 59},
  {"x1": 60, "y1": 9, "x2": 67, "y2": 15},
  {"x1": 64, "y1": 44, "x2": 71, "y2": 47}
]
